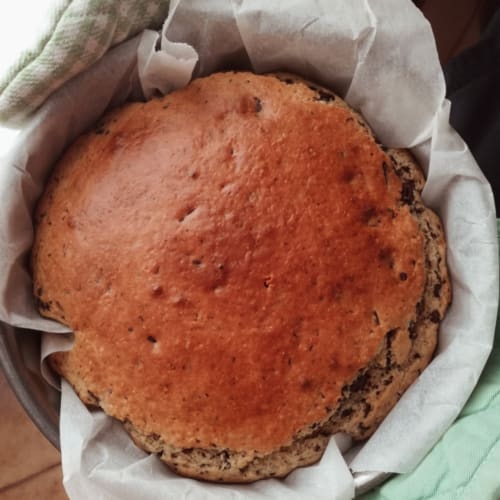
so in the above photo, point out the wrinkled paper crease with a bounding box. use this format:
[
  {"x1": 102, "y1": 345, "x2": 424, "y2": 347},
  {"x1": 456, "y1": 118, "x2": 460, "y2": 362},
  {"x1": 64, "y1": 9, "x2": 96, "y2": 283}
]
[{"x1": 0, "y1": 1, "x2": 497, "y2": 499}]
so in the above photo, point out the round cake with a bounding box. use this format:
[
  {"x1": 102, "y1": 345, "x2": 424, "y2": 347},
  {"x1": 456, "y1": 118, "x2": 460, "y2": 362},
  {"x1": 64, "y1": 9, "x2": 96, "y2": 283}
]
[{"x1": 32, "y1": 72, "x2": 451, "y2": 482}]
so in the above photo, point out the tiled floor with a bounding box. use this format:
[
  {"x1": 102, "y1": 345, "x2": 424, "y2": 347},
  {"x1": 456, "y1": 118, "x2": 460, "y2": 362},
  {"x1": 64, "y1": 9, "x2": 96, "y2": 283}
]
[{"x1": 0, "y1": 1, "x2": 491, "y2": 499}]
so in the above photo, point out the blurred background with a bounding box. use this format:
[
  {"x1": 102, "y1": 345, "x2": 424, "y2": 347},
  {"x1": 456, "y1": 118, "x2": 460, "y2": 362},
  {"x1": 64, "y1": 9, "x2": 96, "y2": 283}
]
[{"x1": 0, "y1": 1, "x2": 498, "y2": 499}]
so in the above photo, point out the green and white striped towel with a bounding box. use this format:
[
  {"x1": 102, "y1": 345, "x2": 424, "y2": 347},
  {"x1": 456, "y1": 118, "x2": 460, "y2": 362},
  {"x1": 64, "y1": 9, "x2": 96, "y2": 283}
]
[
  {"x1": 0, "y1": 0, "x2": 169, "y2": 126},
  {"x1": 2, "y1": 4, "x2": 500, "y2": 499}
]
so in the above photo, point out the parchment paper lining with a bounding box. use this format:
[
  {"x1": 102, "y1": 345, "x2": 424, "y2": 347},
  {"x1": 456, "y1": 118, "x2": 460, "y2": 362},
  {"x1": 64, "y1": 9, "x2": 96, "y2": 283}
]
[{"x1": 0, "y1": 1, "x2": 497, "y2": 499}]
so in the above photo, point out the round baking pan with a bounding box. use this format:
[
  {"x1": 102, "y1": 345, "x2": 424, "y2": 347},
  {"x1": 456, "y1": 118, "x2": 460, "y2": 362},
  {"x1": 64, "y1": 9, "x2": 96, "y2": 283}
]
[
  {"x1": 0, "y1": 319, "x2": 390, "y2": 495},
  {"x1": 0, "y1": 322, "x2": 59, "y2": 448}
]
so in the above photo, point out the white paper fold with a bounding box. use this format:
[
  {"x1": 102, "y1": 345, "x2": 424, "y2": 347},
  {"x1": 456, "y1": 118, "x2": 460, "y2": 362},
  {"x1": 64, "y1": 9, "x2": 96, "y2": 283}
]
[
  {"x1": 61, "y1": 382, "x2": 354, "y2": 500},
  {"x1": 0, "y1": 0, "x2": 498, "y2": 499},
  {"x1": 138, "y1": 0, "x2": 198, "y2": 99}
]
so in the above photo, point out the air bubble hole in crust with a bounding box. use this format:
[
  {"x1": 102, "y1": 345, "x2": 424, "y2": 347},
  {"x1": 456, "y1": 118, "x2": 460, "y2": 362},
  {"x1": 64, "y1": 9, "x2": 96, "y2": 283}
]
[{"x1": 177, "y1": 206, "x2": 197, "y2": 222}]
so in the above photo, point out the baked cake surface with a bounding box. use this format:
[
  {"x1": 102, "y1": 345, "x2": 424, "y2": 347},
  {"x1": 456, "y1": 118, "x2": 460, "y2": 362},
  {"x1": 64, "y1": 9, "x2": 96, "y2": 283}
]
[{"x1": 32, "y1": 72, "x2": 451, "y2": 482}]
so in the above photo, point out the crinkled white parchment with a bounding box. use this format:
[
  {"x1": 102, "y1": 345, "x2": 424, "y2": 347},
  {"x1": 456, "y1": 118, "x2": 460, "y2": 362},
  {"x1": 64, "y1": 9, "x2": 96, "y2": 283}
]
[{"x1": 0, "y1": 1, "x2": 497, "y2": 499}]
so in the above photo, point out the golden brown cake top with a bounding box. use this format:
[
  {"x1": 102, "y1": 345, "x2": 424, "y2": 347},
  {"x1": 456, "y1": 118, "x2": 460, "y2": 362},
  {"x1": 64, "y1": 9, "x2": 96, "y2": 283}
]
[{"x1": 33, "y1": 72, "x2": 425, "y2": 454}]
